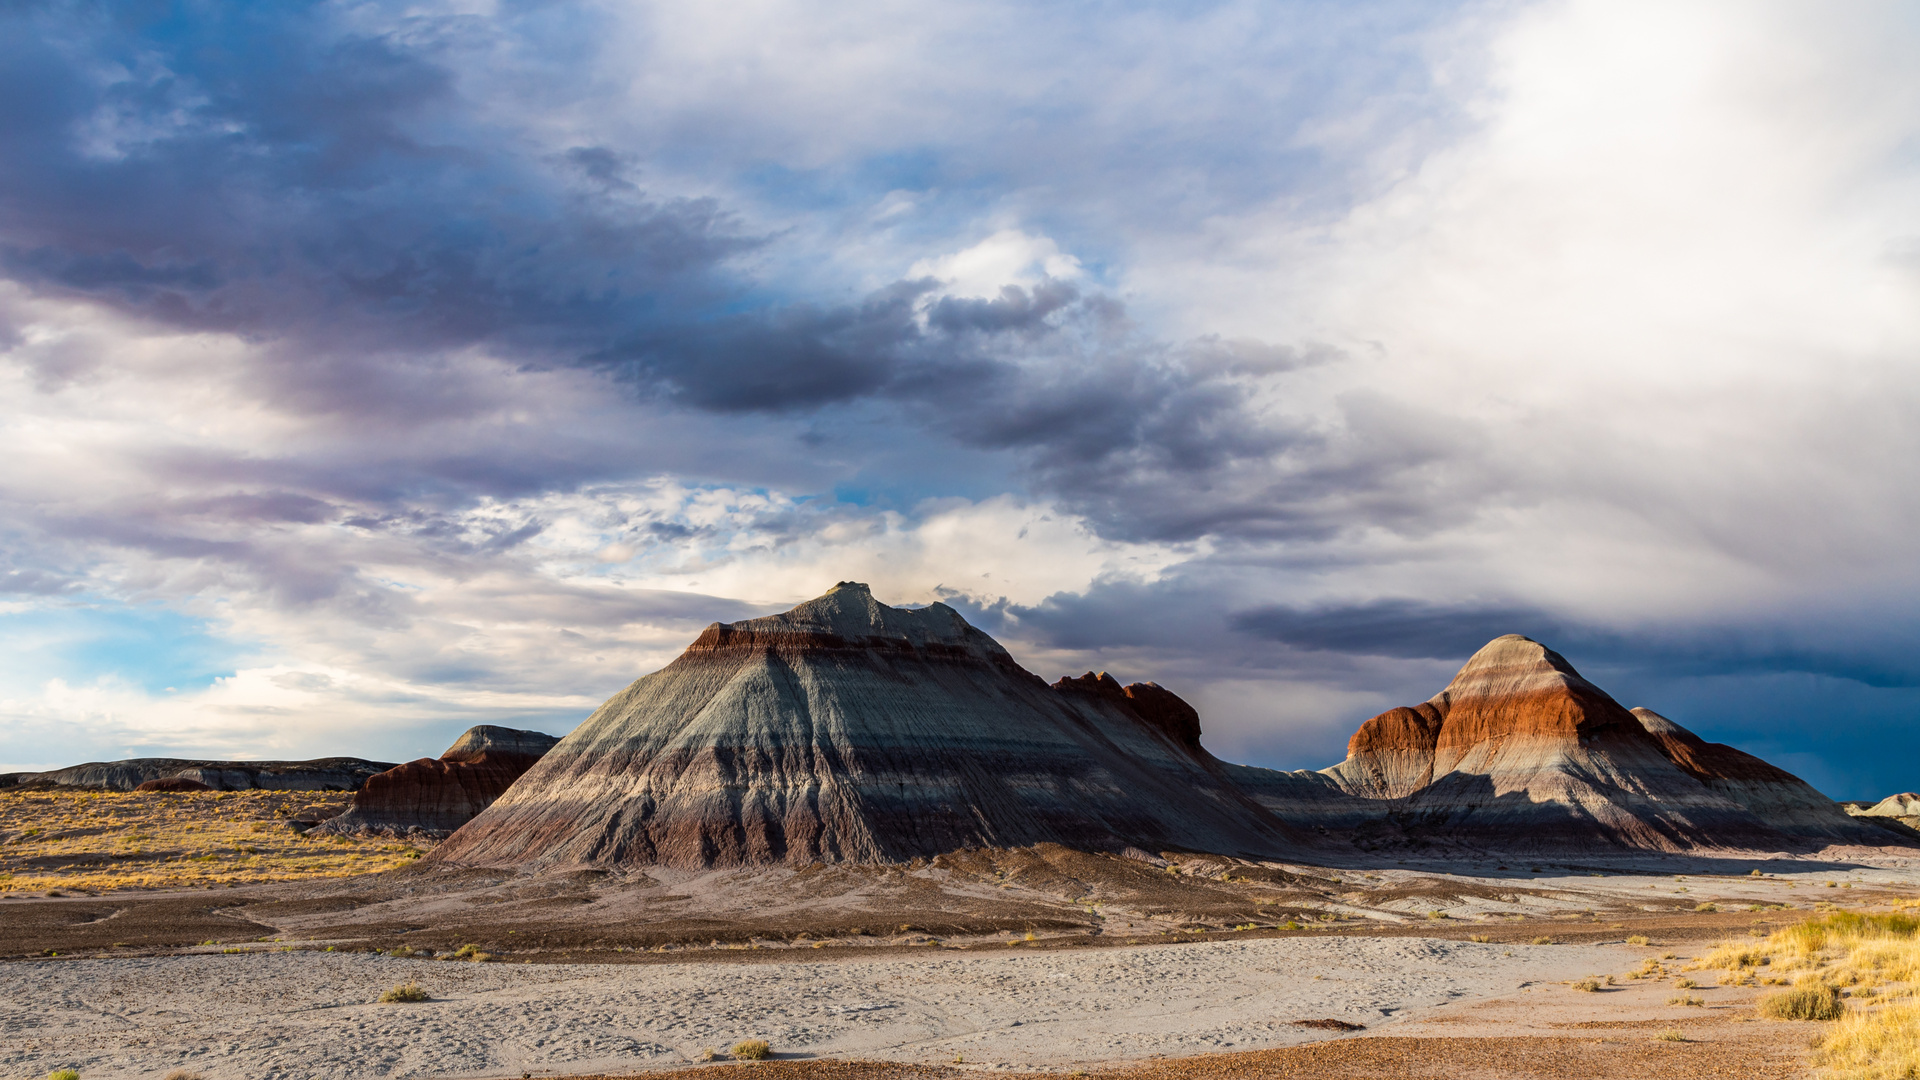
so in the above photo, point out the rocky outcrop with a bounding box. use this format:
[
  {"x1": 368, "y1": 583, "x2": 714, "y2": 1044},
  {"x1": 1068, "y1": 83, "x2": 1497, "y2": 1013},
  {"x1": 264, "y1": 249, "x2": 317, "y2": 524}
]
[
  {"x1": 133, "y1": 777, "x2": 213, "y2": 792},
  {"x1": 0, "y1": 757, "x2": 395, "y2": 792},
  {"x1": 432, "y1": 582, "x2": 1302, "y2": 871},
  {"x1": 1843, "y1": 793, "x2": 1920, "y2": 838},
  {"x1": 1231, "y1": 635, "x2": 1893, "y2": 854},
  {"x1": 314, "y1": 725, "x2": 560, "y2": 839}
]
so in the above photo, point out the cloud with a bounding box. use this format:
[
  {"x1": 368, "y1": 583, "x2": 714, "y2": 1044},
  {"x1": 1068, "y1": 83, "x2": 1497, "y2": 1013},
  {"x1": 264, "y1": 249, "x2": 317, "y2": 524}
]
[{"x1": 1, "y1": 0, "x2": 1918, "y2": 803}]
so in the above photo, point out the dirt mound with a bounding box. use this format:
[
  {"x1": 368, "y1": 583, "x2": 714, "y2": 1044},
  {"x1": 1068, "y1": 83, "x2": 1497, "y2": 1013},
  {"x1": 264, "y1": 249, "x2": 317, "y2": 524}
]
[
  {"x1": 314, "y1": 726, "x2": 559, "y2": 839},
  {"x1": 133, "y1": 777, "x2": 213, "y2": 792},
  {"x1": 431, "y1": 582, "x2": 1304, "y2": 871}
]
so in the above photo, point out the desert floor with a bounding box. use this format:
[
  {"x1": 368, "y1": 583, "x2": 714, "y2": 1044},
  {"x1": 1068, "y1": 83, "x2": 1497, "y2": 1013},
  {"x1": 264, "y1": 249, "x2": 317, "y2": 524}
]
[
  {"x1": 0, "y1": 931, "x2": 1816, "y2": 1080},
  {"x1": 7, "y1": 792, "x2": 1917, "y2": 1079}
]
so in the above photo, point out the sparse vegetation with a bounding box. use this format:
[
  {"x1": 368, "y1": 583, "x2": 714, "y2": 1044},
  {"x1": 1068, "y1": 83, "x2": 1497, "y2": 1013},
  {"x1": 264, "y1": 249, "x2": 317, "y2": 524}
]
[
  {"x1": 0, "y1": 789, "x2": 419, "y2": 893},
  {"x1": 731, "y1": 1039, "x2": 772, "y2": 1060},
  {"x1": 696, "y1": 1048, "x2": 719, "y2": 1062},
  {"x1": 1817, "y1": 1000, "x2": 1920, "y2": 1080},
  {"x1": 1694, "y1": 902, "x2": 1719, "y2": 913},
  {"x1": 1530, "y1": 936, "x2": 1553, "y2": 945},
  {"x1": 1655, "y1": 1029, "x2": 1688, "y2": 1042},
  {"x1": 377, "y1": 980, "x2": 430, "y2": 1003},
  {"x1": 1673, "y1": 978, "x2": 1698, "y2": 989},
  {"x1": 451, "y1": 943, "x2": 492, "y2": 962},
  {"x1": 1627, "y1": 935, "x2": 1650, "y2": 946},
  {"x1": 1468, "y1": 934, "x2": 1490, "y2": 943},
  {"x1": 1758, "y1": 985, "x2": 1846, "y2": 1021},
  {"x1": 48, "y1": 1070, "x2": 81, "y2": 1080},
  {"x1": 1669, "y1": 995, "x2": 1705, "y2": 1007},
  {"x1": 1571, "y1": 977, "x2": 1602, "y2": 992},
  {"x1": 162, "y1": 1071, "x2": 204, "y2": 1080}
]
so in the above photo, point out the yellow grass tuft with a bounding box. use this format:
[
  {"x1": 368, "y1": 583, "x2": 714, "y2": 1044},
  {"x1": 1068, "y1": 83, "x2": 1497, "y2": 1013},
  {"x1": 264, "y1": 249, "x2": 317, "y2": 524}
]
[
  {"x1": 731, "y1": 1039, "x2": 772, "y2": 1060},
  {"x1": 1626, "y1": 935, "x2": 1651, "y2": 946},
  {"x1": 1817, "y1": 1001, "x2": 1920, "y2": 1080},
  {"x1": 1757, "y1": 985, "x2": 1845, "y2": 1021},
  {"x1": 48, "y1": 1070, "x2": 81, "y2": 1080},
  {"x1": 377, "y1": 980, "x2": 430, "y2": 1004}
]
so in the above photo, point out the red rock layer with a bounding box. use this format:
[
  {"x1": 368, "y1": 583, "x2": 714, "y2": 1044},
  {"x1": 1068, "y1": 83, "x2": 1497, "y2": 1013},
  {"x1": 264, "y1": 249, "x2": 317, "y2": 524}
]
[
  {"x1": 315, "y1": 726, "x2": 559, "y2": 838},
  {"x1": 1052, "y1": 672, "x2": 1203, "y2": 750},
  {"x1": 431, "y1": 583, "x2": 1303, "y2": 871},
  {"x1": 134, "y1": 777, "x2": 213, "y2": 792}
]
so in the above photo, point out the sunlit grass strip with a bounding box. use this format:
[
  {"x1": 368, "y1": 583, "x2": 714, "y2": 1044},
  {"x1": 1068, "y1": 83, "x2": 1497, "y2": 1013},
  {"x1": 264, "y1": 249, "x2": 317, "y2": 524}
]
[
  {"x1": 1697, "y1": 911, "x2": 1920, "y2": 995},
  {"x1": 0, "y1": 789, "x2": 422, "y2": 892},
  {"x1": 1817, "y1": 1001, "x2": 1920, "y2": 1080}
]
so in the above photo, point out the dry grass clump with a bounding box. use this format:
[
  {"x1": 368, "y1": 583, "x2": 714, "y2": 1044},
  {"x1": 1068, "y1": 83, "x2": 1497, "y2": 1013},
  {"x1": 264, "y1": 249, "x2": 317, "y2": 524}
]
[
  {"x1": 1694, "y1": 902, "x2": 1719, "y2": 912},
  {"x1": 1529, "y1": 936, "x2": 1553, "y2": 945},
  {"x1": 377, "y1": 980, "x2": 430, "y2": 1003},
  {"x1": 1654, "y1": 1029, "x2": 1688, "y2": 1042},
  {"x1": 1570, "y1": 977, "x2": 1602, "y2": 992},
  {"x1": 1757, "y1": 984, "x2": 1846, "y2": 1021},
  {"x1": 47, "y1": 1070, "x2": 81, "y2": 1080},
  {"x1": 1817, "y1": 1000, "x2": 1920, "y2": 1080},
  {"x1": 731, "y1": 1039, "x2": 772, "y2": 1060},
  {"x1": 1626, "y1": 935, "x2": 1651, "y2": 946},
  {"x1": 162, "y1": 1071, "x2": 205, "y2": 1080},
  {"x1": 1668, "y1": 995, "x2": 1705, "y2": 1007},
  {"x1": 1701, "y1": 912, "x2": 1920, "y2": 999},
  {"x1": 450, "y1": 943, "x2": 492, "y2": 962},
  {"x1": 0, "y1": 789, "x2": 420, "y2": 893},
  {"x1": 1468, "y1": 934, "x2": 1491, "y2": 943}
]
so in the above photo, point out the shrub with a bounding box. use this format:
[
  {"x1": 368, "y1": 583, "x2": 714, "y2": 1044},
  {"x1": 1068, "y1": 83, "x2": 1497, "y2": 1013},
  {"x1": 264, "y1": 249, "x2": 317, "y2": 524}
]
[
  {"x1": 1530, "y1": 936, "x2": 1553, "y2": 945},
  {"x1": 377, "y1": 980, "x2": 430, "y2": 1004},
  {"x1": 1655, "y1": 1030, "x2": 1688, "y2": 1042},
  {"x1": 1673, "y1": 978, "x2": 1698, "y2": 989},
  {"x1": 48, "y1": 1071, "x2": 81, "y2": 1080},
  {"x1": 731, "y1": 1039, "x2": 771, "y2": 1060},
  {"x1": 1758, "y1": 985, "x2": 1845, "y2": 1021},
  {"x1": 1571, "y1": 977, "x2": 1602, "y2": 992},
  {"x1": 1627, "y1": 935, "x2": 1650, "y2": 946},
  {"x1": 1695, "y1": 903, "x2": 1719, "y2": 913},
  {"x1": 1669, "y1": 995, "x2": 1705, "y2": 1007},
  {"x1": 1468, "y1": 934, "x2": 1491, "y2": 943}
]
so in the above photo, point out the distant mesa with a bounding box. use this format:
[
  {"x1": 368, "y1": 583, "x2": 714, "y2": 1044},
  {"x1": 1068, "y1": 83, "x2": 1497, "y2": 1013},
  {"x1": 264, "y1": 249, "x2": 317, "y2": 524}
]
[
  {"x1": 0, "y1": 756, "x2": 396, "y2": 793},
  {"x1": 313, "y1": 725, "x2": 561, "y2": 840},
  {"x1": 431, "y1": 582, "x2": 1301, "y2": 871},
  {"x1": 1228, "y1": 634, "x2": 1892, "y2": 854}
]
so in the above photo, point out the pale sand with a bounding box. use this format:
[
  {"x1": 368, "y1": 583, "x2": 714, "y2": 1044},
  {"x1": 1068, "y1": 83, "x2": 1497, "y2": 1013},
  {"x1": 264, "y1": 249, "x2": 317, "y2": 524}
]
[{"x1": 3, "y1": 937, "x2": 1633, "y2": 1079}]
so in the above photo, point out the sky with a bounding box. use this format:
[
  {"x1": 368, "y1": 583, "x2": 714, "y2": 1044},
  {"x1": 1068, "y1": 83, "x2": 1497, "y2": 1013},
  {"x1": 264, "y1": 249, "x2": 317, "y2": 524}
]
[{"x1": 1, "y1": 0, "x2": 1917, "y2": 799}]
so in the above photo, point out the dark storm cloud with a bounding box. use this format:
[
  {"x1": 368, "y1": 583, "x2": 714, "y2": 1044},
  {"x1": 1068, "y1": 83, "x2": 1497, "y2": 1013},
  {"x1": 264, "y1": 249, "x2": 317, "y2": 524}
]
[
  {"x1": 0, "y1": 1, "x2": 1375, "y2": 549},
  {"x1": 1233, "y1": 598, "x2": 1920, "y2": 689},
  {"x1": 0, "y1": 3, "x2": 752, "y2": 369}
]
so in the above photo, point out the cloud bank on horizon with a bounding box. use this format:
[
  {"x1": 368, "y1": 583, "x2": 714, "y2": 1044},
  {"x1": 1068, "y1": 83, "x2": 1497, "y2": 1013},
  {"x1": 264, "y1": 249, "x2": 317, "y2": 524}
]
[{"x1": 2, "y1": 0, "x2": 1916, "y2": 798}]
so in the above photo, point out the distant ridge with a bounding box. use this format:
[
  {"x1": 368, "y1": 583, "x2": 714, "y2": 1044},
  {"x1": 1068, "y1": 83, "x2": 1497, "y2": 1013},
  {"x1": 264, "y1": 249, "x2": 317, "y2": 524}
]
[
  {"x1": 432, "y1": 582, "x2": 1303, "y2": 870},
  {"x1": 0, "y1": 756, "x2": 394, "y2": 792}
]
